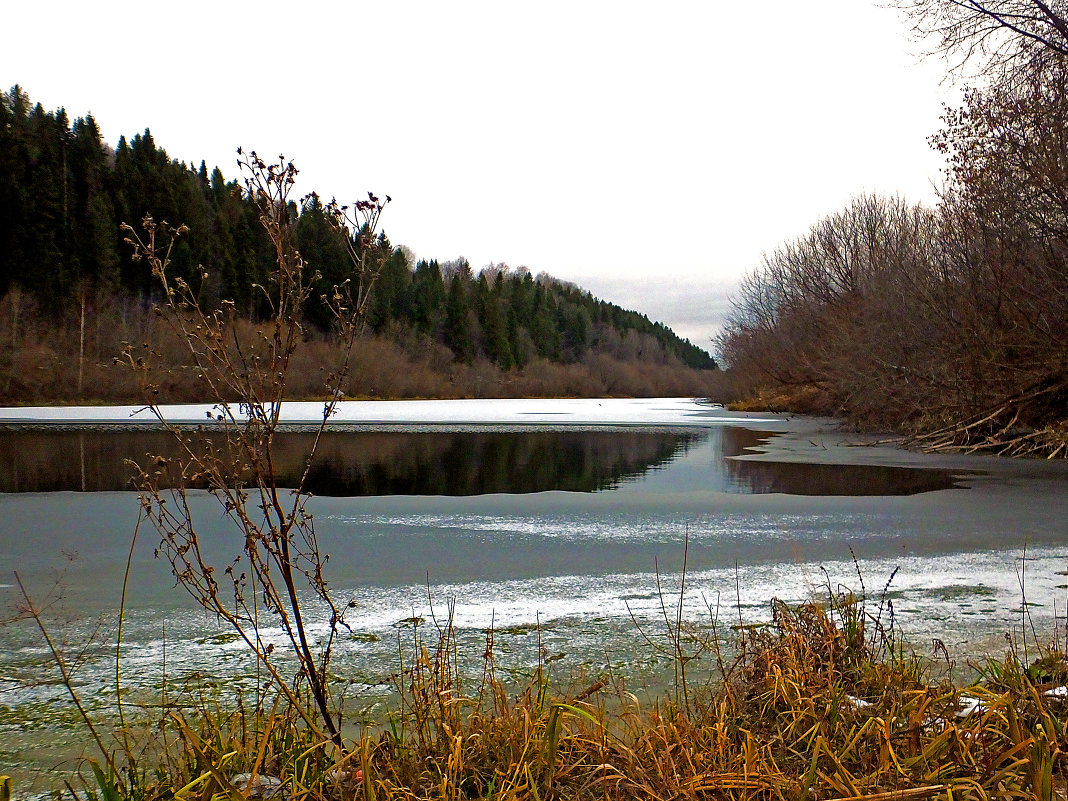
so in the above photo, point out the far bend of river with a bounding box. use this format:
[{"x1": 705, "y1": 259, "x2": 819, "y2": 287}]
[{"x1": 1, "y1": 419, "x2": 1067, "y2": 792}]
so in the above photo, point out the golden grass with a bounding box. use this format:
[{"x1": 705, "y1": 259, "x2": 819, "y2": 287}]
[
  {"x1": 32, "y1": 592, "x2": 1067, "y2": 801},
  {"x1": 726, "y1": 385, "x2": 835, "y2": 416}
]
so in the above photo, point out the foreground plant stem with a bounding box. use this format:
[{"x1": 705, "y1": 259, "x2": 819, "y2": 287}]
[{"x1": 120, "y1": 150, "x2": 389, "y2": 750}]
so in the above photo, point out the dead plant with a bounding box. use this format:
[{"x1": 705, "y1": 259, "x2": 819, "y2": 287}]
[{"x1": 118, "y1": 150, "x2": 389, "y2": 748}]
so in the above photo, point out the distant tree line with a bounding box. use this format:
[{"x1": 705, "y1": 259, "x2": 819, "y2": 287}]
[
  {"x1": 367, "y1": 255, "x2": 715, "y2": 370},
  {"x1": 717, "y1": 3, "x2": 1068, "y2": 457},
  {"x1": 0, "y1": 85, "x2": 716, "y2": 402}
]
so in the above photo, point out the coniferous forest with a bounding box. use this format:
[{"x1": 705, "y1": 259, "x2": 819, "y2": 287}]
[{"x1": 0, "y1": 85, "x2": 717, "y2": 404}]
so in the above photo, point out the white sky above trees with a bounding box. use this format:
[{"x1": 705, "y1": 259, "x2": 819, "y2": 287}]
[{"x1": 2, "y1": 1, "x2": 956, "y2": 350}]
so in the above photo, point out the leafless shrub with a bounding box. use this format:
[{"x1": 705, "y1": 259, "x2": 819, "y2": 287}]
[{"x1": 117, "y1": 151, "x2": 389, "y2": 746}]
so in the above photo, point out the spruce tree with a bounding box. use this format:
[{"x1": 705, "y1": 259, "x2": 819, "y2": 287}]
[
  {"x1": 476, "y1": 271, "x2": 513, "y2": 369},
  {"x1": 411, "y1": 259, "x2": 445, "y2": 336},
  {"x1": 368, "y1": 247, "x2": 412, "y2": 332},
  {"x1": 70, "y1": 114, "x2": 119, "y2": 288},
  {"x1": 444, "y1": 273, "x2": 472, "y2": 362}
]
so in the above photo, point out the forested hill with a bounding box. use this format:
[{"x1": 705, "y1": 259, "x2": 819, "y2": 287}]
[{"x1": 0, "y1": 86, "x2": 716, "y2": 405}]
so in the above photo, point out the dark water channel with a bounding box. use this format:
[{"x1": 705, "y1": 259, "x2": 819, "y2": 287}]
[{"x1": 0, "y1": 427, "x2": 972, "y2": 496}]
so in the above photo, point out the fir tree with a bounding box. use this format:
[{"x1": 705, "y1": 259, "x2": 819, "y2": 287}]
[
  {"x1": 476, "y1": 272, "x2": 513, "y2": 369},
  {"x1": 410, "y1": 259, "x2": 445, "y2": 336},
  {"x1": 444, "y1": 273, "x2": 472, "y2": 362}
]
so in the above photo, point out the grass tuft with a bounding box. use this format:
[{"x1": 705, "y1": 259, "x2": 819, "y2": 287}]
[{"x1": 11, "y1": 588, "x2": 1068, "y2": 800}]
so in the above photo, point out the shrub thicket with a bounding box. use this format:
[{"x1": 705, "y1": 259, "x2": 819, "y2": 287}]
[{"x1": 718, "y1": 57, "x2": 1068, "y2": 457}]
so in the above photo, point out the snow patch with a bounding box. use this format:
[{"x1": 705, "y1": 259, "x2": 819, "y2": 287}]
[{"x1": 0, "y1": 398, "x2": 783, "y2": 428}]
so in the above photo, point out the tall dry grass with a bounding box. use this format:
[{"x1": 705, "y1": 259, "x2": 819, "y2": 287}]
[{"x1": 13, "y1": 582, "x2": 1067, "y2": 800}]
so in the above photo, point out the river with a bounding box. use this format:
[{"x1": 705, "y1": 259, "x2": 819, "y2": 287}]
[{"x1": 1, "y1": 398, "x2": 1066, "y2": 793}]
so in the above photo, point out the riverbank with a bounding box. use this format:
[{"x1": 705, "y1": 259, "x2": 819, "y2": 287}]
[{"x1": 8, "y1": 588, "x2": 1068, "y2": 801}]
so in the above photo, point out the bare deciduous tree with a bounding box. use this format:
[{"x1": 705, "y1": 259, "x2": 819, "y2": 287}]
[
  {"x1": 719, "y1": 91, "x2": 1068, "y2": 454},
  {"x1": 894, "y1": 0, "x2": 1068, "y2": 84}
]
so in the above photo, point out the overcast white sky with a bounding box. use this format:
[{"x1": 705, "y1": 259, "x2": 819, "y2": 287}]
[{"x1": 3, "y1": 1, "x2": 956, "y2": 349}]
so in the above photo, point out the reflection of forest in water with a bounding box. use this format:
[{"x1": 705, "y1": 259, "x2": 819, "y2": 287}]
[
  {"x1": 0, "y1": 429, "x2": 703, "y2": 495},
  {"x1": 719, "y1": 429, "x2": 979, "y2": 495},
  {"x1": 726, "y1": 459, "x2": 975, "y2": 495},
  {"x1": 0, "y1": 426, "x2": 978, "y2": 496}
]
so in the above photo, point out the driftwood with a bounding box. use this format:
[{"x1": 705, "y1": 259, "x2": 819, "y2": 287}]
[{"x1": 906, "y1": 377, "x2": 1068, "y2": 459}]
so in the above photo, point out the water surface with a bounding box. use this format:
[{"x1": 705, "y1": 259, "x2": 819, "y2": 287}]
[
  {"x1": 1, "y1": 419, "x2": 1066, "y2": 796},
  {"x1": 0, "y1": 426, "x2": 973, "y2": 495}
]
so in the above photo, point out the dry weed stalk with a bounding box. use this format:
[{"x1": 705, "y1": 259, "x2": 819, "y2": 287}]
[{"x1": 118, "y1": 150, "x2": 388, "y2": 748}]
